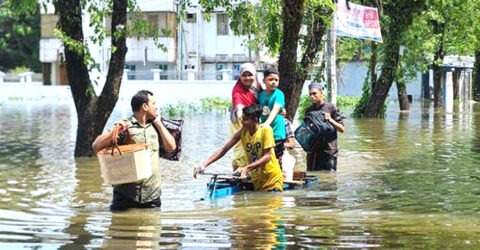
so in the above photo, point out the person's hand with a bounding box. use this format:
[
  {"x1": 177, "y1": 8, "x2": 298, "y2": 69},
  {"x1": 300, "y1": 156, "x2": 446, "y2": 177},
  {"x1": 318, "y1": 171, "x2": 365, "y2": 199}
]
[
  {"x1": 324, "y1": 112, "x2": 332, "y2": 122},
  {"x1": 152, "y1": 114, "x2": 162, "y2": 126},
  {"x1": 193, "y1": 165, "x2": 205, "y2": 179},
  {"x1": 233, "y1": 167, "x2": 242, "y2": 176},
  {"x1": 116, "y1": 120, "x2": 128, "y2": 129},
  {"x1": 235, "y1": 166, "x2": 250, "y2": 179}
]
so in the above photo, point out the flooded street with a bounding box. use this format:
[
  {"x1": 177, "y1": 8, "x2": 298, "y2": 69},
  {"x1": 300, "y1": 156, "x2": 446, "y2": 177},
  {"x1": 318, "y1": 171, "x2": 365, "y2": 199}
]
[{"x1": 1, "y1": 98, "x2": 479, "y2": 248}]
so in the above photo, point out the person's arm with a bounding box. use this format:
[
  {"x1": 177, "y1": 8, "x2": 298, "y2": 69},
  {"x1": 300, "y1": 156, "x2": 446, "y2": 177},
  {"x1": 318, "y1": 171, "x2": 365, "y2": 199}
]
[
  {"x1": 92, "y1": 130, "x2": 114, "y2": 154},
  {"x1": 284, "y1": 137, "x2": 295, "y2": 149},
  {"x1": 92, "y1": 120, "x2": 128, "y2": 153},
  {"x1": 238, "y1": 148, "x2": 272, "y2": 179},
  {"x1": 283, "y1": 118, "x2": 295, "y2": 149},
  {"x1": 152, "y1": 116, "x2": 176, "y2": 152},
  {"x1": 194, "y1": 128, "x2": 242, "y2": 178},
  {"x1": 235, "y1": 105, "x2": 245, "y2": 122},
  {"x1": 232, "y1": 84, "x2": 245, "y2": 120},
  {"x1": 324, "y1": 112, "x2": 345, "y2": 133},
  {"x1": 262, "y1": 103, "x2": 282, "y2": 127}
]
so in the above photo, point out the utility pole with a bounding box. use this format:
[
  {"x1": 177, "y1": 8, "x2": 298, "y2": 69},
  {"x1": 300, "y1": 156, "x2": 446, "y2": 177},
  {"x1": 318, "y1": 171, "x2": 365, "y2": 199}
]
[
  {"x1": 196, "y1": 3, "x2": 201, "y2": 79},
  {"x1": 326, "y1": 11, "x2": 337, "y2": 106},
  {"x1": 175, "y1": 1, "x2": 181, "y2": 80}
]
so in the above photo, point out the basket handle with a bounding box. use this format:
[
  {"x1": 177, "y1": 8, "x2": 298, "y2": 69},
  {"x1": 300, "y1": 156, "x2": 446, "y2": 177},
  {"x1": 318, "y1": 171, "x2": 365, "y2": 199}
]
[{"x1": 110, "y1": 124, "x2": 134, "y2": 156}]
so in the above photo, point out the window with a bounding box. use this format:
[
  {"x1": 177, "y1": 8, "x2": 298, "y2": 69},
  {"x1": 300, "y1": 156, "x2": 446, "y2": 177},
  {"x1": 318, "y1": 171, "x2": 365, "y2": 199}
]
[
  {"x1": 158, "y1": 13, "x2": 168, "y2": 33},
  {"x1": 186, "y1": 13, "x2": 196, "y2": 23},
  {"x1": 217, "y1": 13, "x2": 229, "y2": 35},
  {"x1": 233, "y1": 64, "x2": 240, "y2": 72},
  {"x1": 143, "y1": 13, "x2": 169, "y2": 37},
  {"x1": 233, "y1": 63, "x2": 241, "y2": 80},
  {"x1": 125, "y1": 64, "x2": 136, "y2": 71},
  {"x1": 216, "y1": 63, "x2": 226, "y2": 80},
  {"x1": 108, "y1": 12, "x2": 173, "y2": 38},
  {"x1": 159, "y1": 64, "x2": 168, "y2": 71},
  {"x1": 146, "y1": 12, "x2": 168, "y2": 37}
]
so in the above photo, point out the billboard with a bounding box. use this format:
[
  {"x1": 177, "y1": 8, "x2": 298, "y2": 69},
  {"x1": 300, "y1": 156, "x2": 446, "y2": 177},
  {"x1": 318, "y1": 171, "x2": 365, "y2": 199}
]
[{"x1": 335, "y1": 1, "x2": 383, "y2": 43}]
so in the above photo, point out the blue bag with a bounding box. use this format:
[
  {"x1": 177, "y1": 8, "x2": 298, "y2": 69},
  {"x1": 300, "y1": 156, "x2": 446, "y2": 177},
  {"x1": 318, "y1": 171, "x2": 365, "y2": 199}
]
[{"x1": 294, "y1": 110, "x2": 335, "y2": 152}]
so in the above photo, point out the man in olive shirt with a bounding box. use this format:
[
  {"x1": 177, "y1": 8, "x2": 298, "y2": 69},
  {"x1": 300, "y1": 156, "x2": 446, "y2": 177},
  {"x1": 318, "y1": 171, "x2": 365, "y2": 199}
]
[{"x1": 92, "y1": 90, "x2": 176, "y2": 211}]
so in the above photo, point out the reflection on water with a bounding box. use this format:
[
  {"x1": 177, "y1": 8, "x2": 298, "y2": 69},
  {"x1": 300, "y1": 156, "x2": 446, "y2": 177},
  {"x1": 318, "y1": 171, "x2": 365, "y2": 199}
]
[{"x1": 1, "y1": 99, "x2": 480, "y2": 248}]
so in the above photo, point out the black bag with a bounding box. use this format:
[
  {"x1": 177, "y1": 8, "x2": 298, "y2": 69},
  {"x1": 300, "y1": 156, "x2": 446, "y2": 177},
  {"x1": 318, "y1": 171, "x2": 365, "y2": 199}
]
[
  {"x1": 294, "y1": 110, "x2": 335, "y2": 152},
  {"x1": 158, "y1": 118, "x2": 184, "y2": 161}
]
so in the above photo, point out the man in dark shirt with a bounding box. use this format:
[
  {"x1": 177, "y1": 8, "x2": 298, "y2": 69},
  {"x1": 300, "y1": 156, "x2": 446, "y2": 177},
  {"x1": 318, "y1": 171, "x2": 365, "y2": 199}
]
[{"x1": 305, "y1": 83, "x2": 345, "y2": 171}]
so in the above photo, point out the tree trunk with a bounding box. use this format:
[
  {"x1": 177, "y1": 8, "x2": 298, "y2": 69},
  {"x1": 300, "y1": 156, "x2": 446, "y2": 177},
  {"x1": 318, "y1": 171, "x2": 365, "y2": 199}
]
[
  {"x1": 397, "y1": 81, "x2": 410, "y2": 111},
  {"x1": 474, "y1": 50, "x2": 480, "y2": 101},
  {"x1": 370, "y1": 41, "x2": 378, "y2": 91},
  {"x1": 363, "y1": 1, "x2": 425, "y2": 117},
  {"x1": 57, "y1": 0, "x2": 128, "y2": 157},
  {"x1": 432, "y1": 51, "x2": 444, "y2": 108},
  {"x1": 432, "y1": 20, "x2": 445, "y2": 108},
  {"x1": 277, "y1": 0, "x2": 304, "y2": 122},
  {"x1": 278, "y1": 1, "x2": 330, "y2": 121},
  {"x1": 364, "y1": 20, "x2": 401, "y2": 117}
]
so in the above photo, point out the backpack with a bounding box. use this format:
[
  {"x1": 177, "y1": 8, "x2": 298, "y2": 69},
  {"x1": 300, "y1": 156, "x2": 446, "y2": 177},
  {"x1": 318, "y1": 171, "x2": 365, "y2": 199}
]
[{"x1": 294, "y1": 110, "x2": 335, "y2": 152}]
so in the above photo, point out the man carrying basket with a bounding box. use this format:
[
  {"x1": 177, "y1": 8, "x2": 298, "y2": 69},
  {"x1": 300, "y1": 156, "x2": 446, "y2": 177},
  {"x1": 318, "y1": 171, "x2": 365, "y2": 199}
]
[{"x1": 92, "y1": 90, "x2": 176, "y2": 211}]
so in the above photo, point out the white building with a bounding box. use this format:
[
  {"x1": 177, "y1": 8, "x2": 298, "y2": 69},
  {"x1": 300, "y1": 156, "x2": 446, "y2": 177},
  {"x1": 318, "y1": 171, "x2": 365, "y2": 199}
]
[{"x1": 39, "y1": 0, "x2": 274, "y2": 85}]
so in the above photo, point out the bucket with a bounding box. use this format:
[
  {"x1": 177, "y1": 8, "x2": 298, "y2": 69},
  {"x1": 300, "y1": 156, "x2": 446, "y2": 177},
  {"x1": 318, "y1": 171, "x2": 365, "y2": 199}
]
[{"x1": 282, "y1": 150, "x2": 295, "y2": 181}]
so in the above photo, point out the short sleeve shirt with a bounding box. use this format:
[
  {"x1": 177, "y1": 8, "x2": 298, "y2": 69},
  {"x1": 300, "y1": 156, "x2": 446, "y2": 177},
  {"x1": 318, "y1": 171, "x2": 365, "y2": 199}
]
[
  {"x1": 240, "y1": 126, "x2": 283, "y2": 191},
  {"x1": 305, "y1": 102, "x2": 343, "y2": 157},
  {"x1": 258, "y1": 89, "x2": 286, "y2": 141},
  {"x1": 113, "y1": 116, "x2": 161, "y2": 203}
]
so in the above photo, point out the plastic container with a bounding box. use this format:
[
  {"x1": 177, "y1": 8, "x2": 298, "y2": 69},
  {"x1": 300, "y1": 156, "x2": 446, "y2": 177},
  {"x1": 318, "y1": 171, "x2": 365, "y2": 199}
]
[{"x1": 282, "y1": 150, "x2": 296, "y2": 181}]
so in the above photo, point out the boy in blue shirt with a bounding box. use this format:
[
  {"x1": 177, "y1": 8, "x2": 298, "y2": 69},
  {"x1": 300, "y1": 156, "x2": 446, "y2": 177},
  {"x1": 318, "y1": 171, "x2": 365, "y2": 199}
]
[{"x1": 258, "y1": 68, "x2": 287, "y2": 165}]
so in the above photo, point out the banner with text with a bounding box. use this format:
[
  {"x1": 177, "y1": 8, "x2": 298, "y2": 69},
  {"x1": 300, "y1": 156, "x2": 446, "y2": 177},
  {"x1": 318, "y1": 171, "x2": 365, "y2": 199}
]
[{"x1": 335, "y1": 1, "x2": 383, "y2": 43}]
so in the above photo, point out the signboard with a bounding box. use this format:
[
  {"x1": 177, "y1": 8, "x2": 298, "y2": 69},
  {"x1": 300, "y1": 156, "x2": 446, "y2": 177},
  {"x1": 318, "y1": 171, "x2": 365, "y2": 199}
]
[{"x1": 335, "y1": 1, "x2": 383, "y2": 43}]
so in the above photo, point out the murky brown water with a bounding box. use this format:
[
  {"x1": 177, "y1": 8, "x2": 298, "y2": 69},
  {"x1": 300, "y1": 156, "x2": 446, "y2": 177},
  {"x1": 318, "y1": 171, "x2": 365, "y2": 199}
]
[{"x1": 1, "y1": 99, "x2": 480, "y2": 249}]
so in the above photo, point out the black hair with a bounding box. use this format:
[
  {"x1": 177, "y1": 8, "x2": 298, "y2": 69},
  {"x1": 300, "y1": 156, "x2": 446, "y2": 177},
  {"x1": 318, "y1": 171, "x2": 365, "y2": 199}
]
[
  {"x1": 131, "y1": 90, "x2": 153, "y2": 112},
  {"x1": 242, "y1": 105, "x2": 263, "y2": 121},
  {"x1": 263, "y1": 67, "x2": 279, "y2": 78}
]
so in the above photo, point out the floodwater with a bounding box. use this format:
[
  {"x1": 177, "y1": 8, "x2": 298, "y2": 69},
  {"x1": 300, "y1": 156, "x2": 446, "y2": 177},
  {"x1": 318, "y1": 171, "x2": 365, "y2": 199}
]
[{"x1": 1, "y1": 98, "x2": 480, "y2": 249}]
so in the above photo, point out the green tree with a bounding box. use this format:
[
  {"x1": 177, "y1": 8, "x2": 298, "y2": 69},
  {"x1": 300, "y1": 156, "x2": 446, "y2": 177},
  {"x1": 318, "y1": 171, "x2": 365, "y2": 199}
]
[
  {"x1": 475, "y1": 50, "x2": 480, "y2": 101},
  {"x1": 350, "y1": 0, "x2": 478, "y2": 116},
  {"x1": 396, "y1": 0, "x2": 477, "y2": 108},
  {"x1": 200, "y1": 0, "x2": 335, "y2": 121},
  {"x1": 54, "y1": 0, "x2": 128, "y2": 157},
  {"x1": 362, "y1": 0, "x2": 426, "y2": 117},
  {"x1": 7, "y1": 0, "x2": 167, "y2": 156},
  {"x1": 279, "y1": 1, "x2": 335, "y2": 121},
  {"x1": 469, "y1": 1, "x2": 480, "y2": 100},
  {"x1": 0, "y1": 1, "x2": 41, "y2": 72}
]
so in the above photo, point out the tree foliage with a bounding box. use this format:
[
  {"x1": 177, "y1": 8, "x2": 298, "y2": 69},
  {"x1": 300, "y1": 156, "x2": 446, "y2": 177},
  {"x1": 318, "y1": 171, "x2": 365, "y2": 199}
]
[
  {"x1": 0, "y1": 1, "x2": 41, "y2": 72},
  {"x1": 199, "y1": 0, "x2": 334, "y2": 120},
  {"x1": 5, "y1": 0, "x2": 174, "y2": 156}
]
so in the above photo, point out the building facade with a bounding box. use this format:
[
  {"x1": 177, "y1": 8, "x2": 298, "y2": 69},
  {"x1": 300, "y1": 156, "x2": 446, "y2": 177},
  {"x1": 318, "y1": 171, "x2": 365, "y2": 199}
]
[{"x1": 39, "y1": 0, "x2": 273, "y2": 85}]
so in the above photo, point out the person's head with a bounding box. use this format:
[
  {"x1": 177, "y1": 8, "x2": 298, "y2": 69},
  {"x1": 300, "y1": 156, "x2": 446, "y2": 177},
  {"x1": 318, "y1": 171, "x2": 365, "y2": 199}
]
[
  {"x1": 131, "y1": 90, "x2": 157, "y2": 118},
  {"x1": 308, "y1": 82, "x2": 325, "y2": 104},
  {"x1": 263, "y1": 68, "x2": 280, "y2": 92},
  {"x1": 241, "y1": 105, "x2": 263, "y2": 129},
  {"x1": 239, "y1": 63, "x2": 256, "y2": 87}
]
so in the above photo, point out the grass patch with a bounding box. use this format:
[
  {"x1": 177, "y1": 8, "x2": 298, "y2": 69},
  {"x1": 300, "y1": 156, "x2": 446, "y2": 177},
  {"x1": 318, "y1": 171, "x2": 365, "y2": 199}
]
[{"x1": 159, "y1": 97, "x2": 230, "y2": 117}]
